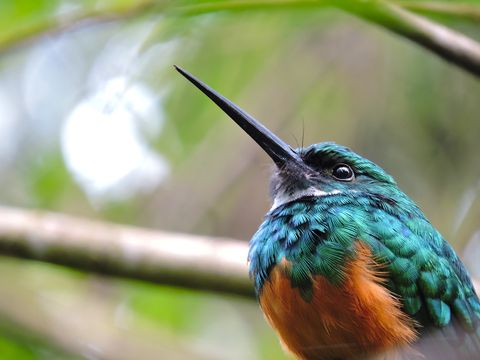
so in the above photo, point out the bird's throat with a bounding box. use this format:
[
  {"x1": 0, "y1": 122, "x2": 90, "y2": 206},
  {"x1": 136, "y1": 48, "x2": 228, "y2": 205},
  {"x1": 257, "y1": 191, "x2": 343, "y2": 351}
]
[{"x1": 270, "y1": 187, "x2": 343, "y2": 211}]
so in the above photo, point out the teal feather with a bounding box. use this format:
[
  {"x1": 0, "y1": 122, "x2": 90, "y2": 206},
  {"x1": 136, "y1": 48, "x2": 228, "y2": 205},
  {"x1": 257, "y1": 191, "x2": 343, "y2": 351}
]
[{"x1": 249, "y1": 142, "x2": 480, "y2": 358}]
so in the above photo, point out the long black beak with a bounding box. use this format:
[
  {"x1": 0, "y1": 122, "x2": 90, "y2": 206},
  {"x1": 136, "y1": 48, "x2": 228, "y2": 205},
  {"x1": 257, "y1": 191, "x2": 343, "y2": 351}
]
[{"x1": 174, "y1": 65, "x2": 302, "y2": 168}]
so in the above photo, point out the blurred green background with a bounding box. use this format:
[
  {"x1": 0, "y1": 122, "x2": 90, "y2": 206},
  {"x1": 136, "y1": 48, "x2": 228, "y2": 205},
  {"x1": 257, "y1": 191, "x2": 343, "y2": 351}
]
[{"x1": 0, "y1": 0, "x2": 479, "y2": 359}]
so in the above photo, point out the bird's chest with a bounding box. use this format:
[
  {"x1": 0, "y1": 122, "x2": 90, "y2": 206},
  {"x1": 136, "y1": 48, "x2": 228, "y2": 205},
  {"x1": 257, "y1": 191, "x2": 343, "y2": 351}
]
[{"x1": 258, "y1": 244, "x2": 417, "y2": 360}]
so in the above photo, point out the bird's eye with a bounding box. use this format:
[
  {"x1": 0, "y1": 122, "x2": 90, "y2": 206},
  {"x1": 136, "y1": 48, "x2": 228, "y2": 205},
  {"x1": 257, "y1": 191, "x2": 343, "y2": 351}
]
[{"x1": 332, "y1": 164, "x2": 354, "y2": 181}]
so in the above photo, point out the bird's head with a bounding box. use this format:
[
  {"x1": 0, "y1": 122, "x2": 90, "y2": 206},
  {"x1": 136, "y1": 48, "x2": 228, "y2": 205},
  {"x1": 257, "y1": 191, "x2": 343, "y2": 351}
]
[
  {"x1": 175, "y1": 66, "x2": 399, "y2": 209},
  {"x1": 269, "y1": 142, "x2": 396, "y2": 210}
]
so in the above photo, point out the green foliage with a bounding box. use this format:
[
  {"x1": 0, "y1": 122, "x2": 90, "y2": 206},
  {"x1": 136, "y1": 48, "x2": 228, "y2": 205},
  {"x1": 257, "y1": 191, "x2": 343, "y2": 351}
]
[
  {"x1": 26, "y1": 150, "x2": 77, "y2": 208},
  {"x1": 0, "y1": 333, "x2": 37, "y2": 360},
  {"x1": 0, "y1": 321, "x2": 81, "y2": 360}
]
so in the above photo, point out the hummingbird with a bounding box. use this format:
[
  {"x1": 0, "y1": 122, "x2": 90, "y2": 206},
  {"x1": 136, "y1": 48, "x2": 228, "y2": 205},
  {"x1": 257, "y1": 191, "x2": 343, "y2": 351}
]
[{"x1": 174, "y1": 66, "x2": 480, "y2": 360}]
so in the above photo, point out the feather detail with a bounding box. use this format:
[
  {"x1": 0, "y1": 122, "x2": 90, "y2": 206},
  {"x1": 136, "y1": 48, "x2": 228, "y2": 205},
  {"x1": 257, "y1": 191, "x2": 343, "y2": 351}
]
[{"x1": 259, "y1": 243, "x2": 417, "y2": 360}]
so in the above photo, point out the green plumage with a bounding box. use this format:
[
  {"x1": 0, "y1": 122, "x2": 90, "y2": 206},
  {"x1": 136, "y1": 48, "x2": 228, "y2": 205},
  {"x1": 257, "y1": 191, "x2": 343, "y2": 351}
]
[
  {"x1": 174, "y1": 66, "x2": 479, "y2": 359},
  {"x1": 249, "y1": 142, "x2": 480, "y2": 358}
]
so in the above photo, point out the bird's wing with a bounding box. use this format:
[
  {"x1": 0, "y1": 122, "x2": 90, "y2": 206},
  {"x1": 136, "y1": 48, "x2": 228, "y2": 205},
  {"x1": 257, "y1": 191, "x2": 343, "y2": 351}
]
[{"x1": 367, "y1": 210, "x2": 480, "y2": 359}]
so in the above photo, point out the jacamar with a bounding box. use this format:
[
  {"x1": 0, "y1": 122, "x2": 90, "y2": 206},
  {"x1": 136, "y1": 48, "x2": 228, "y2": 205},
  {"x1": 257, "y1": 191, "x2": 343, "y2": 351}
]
[{"x1": 175, "y1": 66, "x2": 480, "y2": 360}]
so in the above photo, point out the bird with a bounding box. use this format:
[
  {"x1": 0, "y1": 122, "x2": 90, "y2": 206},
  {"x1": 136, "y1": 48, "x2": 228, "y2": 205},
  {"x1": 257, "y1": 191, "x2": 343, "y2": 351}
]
[{"x1": 174, "y1": 65, "x2": 480, "y2": 360}]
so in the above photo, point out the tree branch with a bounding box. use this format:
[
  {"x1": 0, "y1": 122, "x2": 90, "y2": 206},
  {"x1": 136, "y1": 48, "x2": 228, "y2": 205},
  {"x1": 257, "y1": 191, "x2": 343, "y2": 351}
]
[
  {"x1": 0, "y1": 206, "x2": 253, "y2": 298},
  {"x1": 398, "y1": 1, "x2": 480, "y2": 22},
  {"x1": 0, "y1": 0, "x2": 164, "y2": 55},
  {"x1": 1, "y1": 0, "x2": 480, "y2": 78},
  {"x1": 0, "y1": 205, "x2": 478, "y2": 298},
  {"x1": 335, "y1": 0, "x2": 480, "y2": 77},
  {"x1": 174, "y1": 0, "x2": 480, "y2": 77}
]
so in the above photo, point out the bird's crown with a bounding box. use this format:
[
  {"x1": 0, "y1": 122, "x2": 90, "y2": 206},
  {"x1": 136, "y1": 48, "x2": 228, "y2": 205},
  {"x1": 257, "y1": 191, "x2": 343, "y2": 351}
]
[{"x1": 299, "y1": 142, "x2": 395, "y2": 185}]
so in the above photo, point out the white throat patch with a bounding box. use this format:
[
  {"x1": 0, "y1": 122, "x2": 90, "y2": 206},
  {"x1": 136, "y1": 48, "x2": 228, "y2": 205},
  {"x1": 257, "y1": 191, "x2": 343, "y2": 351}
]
[{"x1": 270, "y1": 187, "x2": 342, "y2": 211}]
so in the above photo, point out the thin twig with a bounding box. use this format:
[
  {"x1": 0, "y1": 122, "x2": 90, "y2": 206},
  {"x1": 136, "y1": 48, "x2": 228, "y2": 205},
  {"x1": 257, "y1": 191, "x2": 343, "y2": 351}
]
[
  {"x1": 0, "y1": 0, "x2": 162, "y2": 54},
  {"x1": 171, "y1": 0, "x2": 329, "y2": 15},
  {"x1": 0, "y1": 206, "x2": 253, "y2": 298}
]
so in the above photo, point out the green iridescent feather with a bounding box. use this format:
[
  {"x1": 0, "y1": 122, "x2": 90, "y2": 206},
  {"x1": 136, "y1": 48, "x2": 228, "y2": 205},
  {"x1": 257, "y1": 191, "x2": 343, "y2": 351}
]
[{"x1": 249, "y1": 142, "x2": 480, "y2": 357}]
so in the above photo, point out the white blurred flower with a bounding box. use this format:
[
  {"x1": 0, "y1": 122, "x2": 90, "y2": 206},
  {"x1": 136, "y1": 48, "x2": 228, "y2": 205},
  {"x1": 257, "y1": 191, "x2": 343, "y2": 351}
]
[
  {"x1": 62, "y1": 76, "x2": 169, "y2": 203},
  {"x1": 0, "y1": 86, "x2": 20, "y2": 167}
]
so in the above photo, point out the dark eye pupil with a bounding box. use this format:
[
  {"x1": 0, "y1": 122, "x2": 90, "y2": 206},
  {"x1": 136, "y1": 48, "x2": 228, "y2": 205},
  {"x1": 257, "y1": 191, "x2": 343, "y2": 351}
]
[{"x1": 332, "y1": 164, "x2": 353, "y2": 181}]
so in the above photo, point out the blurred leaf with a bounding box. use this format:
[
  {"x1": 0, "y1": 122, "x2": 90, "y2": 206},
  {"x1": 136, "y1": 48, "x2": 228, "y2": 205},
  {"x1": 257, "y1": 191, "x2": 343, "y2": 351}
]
[
  {"x1": 27, "y1": 150, "x2": 75, "y2": 208},
  {"x1": 126, "y1": 282, "x2": 204, "y2": 331},
  {"x1": 0, "y1": 0, "x2": 62, "y2": 48},
  {"x1": 0, "y1": 320, "x2": 81, "y2": 360},
  {"x1": 0, "y1": 333, "x2": 35, "y2": 360}
]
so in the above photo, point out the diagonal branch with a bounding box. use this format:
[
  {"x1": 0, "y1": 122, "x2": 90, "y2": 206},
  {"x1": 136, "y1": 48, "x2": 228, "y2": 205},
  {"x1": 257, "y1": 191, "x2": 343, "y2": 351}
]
[
  {"x1": 0, "y1": 0, "x2": 164, "y2": 55},
  {"x1": 174, "y1": 0, "x2": 480, "y2": 77},
  {"x1": 1, "y1": 0, "x2": 480, "y2": 78},
  {"x1": 0, "y1": 206, "x2": 253, "y2": 298},
  {"x1": 335, "y1": 0, "x2": 480, "y2": 77},
  {"x1": 398, "y1": 1, "x2": 480, "y2": 22}
]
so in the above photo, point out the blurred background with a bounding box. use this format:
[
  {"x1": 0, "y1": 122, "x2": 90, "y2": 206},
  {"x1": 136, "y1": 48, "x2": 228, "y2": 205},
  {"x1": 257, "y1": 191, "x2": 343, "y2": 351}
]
[{"x1": 0, "y1": 0, "x2": 479, "y2": 359}]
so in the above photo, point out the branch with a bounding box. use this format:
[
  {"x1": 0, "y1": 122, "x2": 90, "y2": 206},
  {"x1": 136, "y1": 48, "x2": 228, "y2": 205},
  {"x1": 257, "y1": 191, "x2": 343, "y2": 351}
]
[
  {"x1": 0, "y1": 0, "x2": 163, "y2": 55},
  {"x1": 0, "y1": 206, "x2": 253, "y2": 298},
  {"x1": 398, "y1": 1, "x2": 480, "y2": 22},
  {"x1": 174, "y1": 0, "x2": 480, "y2": 77},
  {"x1": 335, "y1": 0, "x2": 480, "y2": 77},
  {"x1": 2, "y1": 0, "x2": 480, "y2": 78},
  {"x1": 0, "y1": 205, "x2": 478, "y2": 298}
]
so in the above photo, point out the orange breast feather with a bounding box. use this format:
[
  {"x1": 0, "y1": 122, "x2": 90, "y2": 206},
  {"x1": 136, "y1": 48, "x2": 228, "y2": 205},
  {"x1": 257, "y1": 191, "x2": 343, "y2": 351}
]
[{"x1": 259, "y1": 243, "x2": 417, "y2": 360}]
